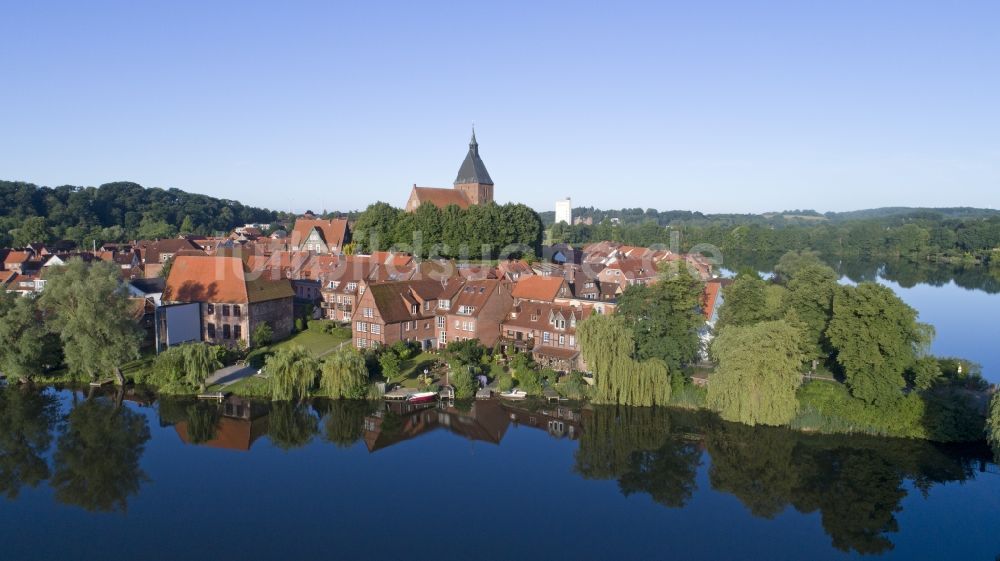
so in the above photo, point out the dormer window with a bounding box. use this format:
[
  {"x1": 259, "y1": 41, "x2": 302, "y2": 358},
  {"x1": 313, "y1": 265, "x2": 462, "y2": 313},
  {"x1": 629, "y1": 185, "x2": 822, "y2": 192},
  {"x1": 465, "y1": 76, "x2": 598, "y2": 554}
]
[
  {"x1": 554, "y1": 319, "x2": 566, "y2": 330},
  {"x1": 438, "y1": 299, "x2": 451, "y2": 310},
  {"x1": 411, "y1": 304, "x2": 418, "y2": 315},
  {"x1": 347, "y1": 282, "x2": 357, "y2": 292}
]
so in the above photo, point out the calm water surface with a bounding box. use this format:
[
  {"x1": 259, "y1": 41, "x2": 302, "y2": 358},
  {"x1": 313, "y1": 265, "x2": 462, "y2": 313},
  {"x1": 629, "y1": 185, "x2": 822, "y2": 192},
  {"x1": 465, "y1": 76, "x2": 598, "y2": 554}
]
[
  {"x1": 2, "y1": 261, "x2": 999, "y2": 560},
  {"x1": 0, "y1": 387, "x2": 997, "y2": 561}
]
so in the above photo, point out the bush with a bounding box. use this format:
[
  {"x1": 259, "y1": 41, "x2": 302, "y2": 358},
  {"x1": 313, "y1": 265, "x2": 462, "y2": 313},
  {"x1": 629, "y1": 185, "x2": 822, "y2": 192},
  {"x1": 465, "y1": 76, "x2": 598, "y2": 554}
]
[
  {"x1": 515, "y1": 368, "x2": 543, "y2": 396},
  {"x1": 496, "y1": 373, "x2": 514, "y2": 392},
  {"x1": 794, "y1": 380, "x2": 984, "y2": 442},
  {"x1": 252, "y1": 323, "x2": 273, "y2": 348},
  {"x1": 555, "y1": 371, "x2": 589, "y2": 400},
  {"x1": 449, "y1": 361, "x2": 476, "y2": 399}
]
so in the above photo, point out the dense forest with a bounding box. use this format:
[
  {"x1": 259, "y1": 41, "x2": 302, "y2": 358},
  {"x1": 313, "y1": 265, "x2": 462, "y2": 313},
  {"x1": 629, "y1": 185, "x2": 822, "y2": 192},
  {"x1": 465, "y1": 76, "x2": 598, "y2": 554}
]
[
  {"x1": 0, "y1": 181, "x2": 284, "y2": 248},
  {"x1": 543, "y1": 206, "x2": 1000, "y2": 265}
]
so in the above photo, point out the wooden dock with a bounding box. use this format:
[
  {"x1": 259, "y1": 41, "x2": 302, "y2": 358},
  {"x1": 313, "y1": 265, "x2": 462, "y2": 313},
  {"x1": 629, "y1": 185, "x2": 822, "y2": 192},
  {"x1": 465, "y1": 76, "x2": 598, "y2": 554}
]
[
  {"x1": 197, "y1": 392, "x2": 230, "y2": 402},
  {"x1": 89, "y1": 378, "x2": 114, "y2": 387}
]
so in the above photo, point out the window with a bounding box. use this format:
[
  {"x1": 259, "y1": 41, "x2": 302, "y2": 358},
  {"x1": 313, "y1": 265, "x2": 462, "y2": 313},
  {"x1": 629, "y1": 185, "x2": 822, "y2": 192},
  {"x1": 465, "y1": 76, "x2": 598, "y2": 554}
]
[
  {"x1": 454, "y1": 320, "x2": 461, "y2": 329},
  {"x1": 234, "y1": 305, "x2": 241, "y2": 317},
  {"x1": 356, "y1": 321, "x2": 367, "y2": 333},
  {"x1": 439, "y1": 299, "x2": 451, "y2": 310},
  {"x1": 347, "y1": 282, "x2": 357, "y2": 292},
  {"x1": 207, "y1": 303, "x2": 215, "y2": 314},
  {"x1": 234, "y1": 325, "x2": 242, "y2": 340},
  {"x1": 222, "y1": 324, "x2": 231, "y2": 339},
  {"x1": 569, "y1": 335, "x2": 576, "y2": 347},
  {"x1": 411, "y1": 304, "x2": 418, "y2": 315},
  {"x1": 222, "y1": 305, "x2": 230, "y2": 317},
  {"x1": 371, "y1": 323, "x2": 381, "y2": 335},
  {"x1": 555, "y1": 319, "x2": 566, "y2": 329},
  {"x1": 543, "y1": 332, "x2": 551, "y2": 343},
  {"x1": 436, "y1": 316, "x2": 445, "y2": 328},
  {"x1": 439, "y1": 331, "x2": 447, "y2": 344},
  {"x1": 356, "y1": 338, "x2": 366, "y2": 348},
  {"x1": 559, "y1": 334, "x2": 565, "y2": 345},
  {"x1": 363, "y1": 307, "x2": 374, "y2": 318},
  {"x1": 207, "y1": 323, "x2": 216, "y2": 338},
  {"x1": 404, "y1": 321, "x2": 410, "y2": 331}
]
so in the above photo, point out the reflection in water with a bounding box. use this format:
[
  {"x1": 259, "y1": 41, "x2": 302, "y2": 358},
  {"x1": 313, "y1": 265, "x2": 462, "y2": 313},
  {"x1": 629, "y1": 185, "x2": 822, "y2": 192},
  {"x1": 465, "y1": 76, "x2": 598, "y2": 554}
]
[
  {"x1": 0, "y1": 386, "x2": 59, "y2": 499},
  {"x1": 266, "y1": 402, "x2": 319, "y2": 450},
  {"x1": 724, "y1": 251, "x2": 1000, "y2": 294},
  {"x1": 2, "y1": 386, "x2": 995, "y2": 556},
  {"x1": 51, "y1": 394, "x2": 151, "y2": 513},
  {"x1": 573, "y1": 406, "x2": 986, "y2": 555}
]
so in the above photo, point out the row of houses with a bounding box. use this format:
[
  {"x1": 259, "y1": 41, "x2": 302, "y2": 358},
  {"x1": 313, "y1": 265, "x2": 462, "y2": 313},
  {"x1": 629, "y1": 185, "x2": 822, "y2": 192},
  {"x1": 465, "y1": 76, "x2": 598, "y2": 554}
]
[{"x1": 3, "y1": 216, "x2": 727, "y2": 372}]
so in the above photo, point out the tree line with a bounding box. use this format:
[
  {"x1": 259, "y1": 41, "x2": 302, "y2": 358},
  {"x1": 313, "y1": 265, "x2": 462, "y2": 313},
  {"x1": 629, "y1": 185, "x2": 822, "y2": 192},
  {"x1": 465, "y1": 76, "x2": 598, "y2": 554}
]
[
  {"x1": 351, "y1": 201, "x2": 544, "y2": 259},
  {"x1": 0, "y1": 180, "x2": 284, "y2": 248},
  {"x1": 548, "y1": 207, "x2": 1000, "y2": 265}
]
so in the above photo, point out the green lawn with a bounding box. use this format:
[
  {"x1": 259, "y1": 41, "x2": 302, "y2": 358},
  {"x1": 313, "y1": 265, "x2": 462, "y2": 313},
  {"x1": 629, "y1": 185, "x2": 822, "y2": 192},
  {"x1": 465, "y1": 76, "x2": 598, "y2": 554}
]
[
  {"x1": 392, "y1": 352, "x2": 443, "y2": 387},
  {"x1": 270, "y1": 322, "x2": 351, "y2": 358}
]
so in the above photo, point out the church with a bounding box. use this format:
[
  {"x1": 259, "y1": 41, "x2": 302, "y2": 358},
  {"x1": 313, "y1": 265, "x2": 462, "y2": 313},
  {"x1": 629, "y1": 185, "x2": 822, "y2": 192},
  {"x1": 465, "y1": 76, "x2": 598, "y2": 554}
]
[{"x1": 404, "y1": 129, "x2": 494, "y2": 212}]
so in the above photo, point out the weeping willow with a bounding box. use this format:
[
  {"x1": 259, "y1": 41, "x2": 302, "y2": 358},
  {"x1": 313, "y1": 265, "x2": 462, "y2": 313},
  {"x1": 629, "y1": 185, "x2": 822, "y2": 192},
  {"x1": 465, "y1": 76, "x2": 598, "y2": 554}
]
[
  {"x1": 321, "y1": 347, "x2": 370, "y2": 400},
  {"x1": 267, "y1": 346, "x2": 320, "y2": 401},
  {"x1": 578, "y1": 314, "x2": 671, "y2": 407},
  {"x1": 181, "y1": 343, "x2": 222, "y2": 392}
]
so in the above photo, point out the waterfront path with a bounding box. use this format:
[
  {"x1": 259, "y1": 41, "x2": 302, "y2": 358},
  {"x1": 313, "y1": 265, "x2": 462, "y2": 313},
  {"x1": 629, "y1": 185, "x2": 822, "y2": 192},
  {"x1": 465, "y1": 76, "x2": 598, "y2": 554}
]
[{"x1": 205, "y1": 364, "x2": 257, "y2": 387}]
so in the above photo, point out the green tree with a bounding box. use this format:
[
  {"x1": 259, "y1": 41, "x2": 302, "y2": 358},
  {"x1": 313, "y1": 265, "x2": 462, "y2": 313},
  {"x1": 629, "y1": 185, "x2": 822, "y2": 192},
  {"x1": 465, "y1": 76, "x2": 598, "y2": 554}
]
[
  {"x1": 448, "y1": 361, "x2": 477, "y2": 399},
  {"x1": 136, "y1": 215, "x2": 175, "y2": 240},
  {"x1": 716, "y1": 271, "x2": 770, "y2": 330},
  {"x1": 773, "y1": 250, "x2": 826, "y2": 283},
  {"x1": 11, "y1": 216, "x2": 51, "y2": 246},
  {"x1": 181, "y1": 343, "x2": 222, "y2": 392},
  {"x1": 178, "y1": 215, "x2": 195, "y2": 235},
  {"x1": 908, "y1": 357, "x2": 942, "y2": 390},
  {"x1": 987, "y1": 393, "x2": 1000, "y2": 462},
  {"x1": 617, "y1": 265, "x2": 704, "y2": 370},
  {"x1": 707, "y1": 320, "x2": 805, "y2": 426},
  {"x1": 252, "y1": 322, "x2": 273, "y2": 348},
  {"x1": 577, "y1": 314, "x2": 671, "y2": 406},
  {"x1": 378, "y1": 349, "x2": 401, "y2": 382},
  {"x1": 0, "y1": 294, "x2": 60, "y2": 383},
  {"x1": 51, "y1": 397, "x2": 151, "y2": 512},
  {"x1": 353, "y1": 202, "x2": 402, "y2": 252},
  {"x1": 321, "y1": 347, "x2": 370, "y2": 399},
  {"x1": 827, "y1": 283, "x2": 931, "y2": 404},
  {"x1": 40, "y1": 260, "x2": 143, "y2": 385},
  {"x1": 781, "y1": 263, "x2": 838, "y2": 360},
  {"x1": 266, "y1": 346, "x2": 319, "y2": 401}
]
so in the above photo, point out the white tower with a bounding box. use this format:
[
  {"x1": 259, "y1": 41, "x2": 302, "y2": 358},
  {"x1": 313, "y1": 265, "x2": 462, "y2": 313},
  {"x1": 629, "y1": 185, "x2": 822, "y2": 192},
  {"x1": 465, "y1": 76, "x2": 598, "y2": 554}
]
[{"x1": 555, "y1": 197, "x2": 572, "y2": 225}]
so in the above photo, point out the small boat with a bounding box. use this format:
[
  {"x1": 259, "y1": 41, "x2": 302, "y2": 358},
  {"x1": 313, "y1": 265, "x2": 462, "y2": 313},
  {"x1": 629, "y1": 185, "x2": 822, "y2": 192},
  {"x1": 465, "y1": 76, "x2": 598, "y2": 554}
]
[
  {"x1": 405, "y1": 391, "x2": 438, "y2": 404},
  {"x1": 499, "y1": 389, "x2": 527, "y2": 400}
]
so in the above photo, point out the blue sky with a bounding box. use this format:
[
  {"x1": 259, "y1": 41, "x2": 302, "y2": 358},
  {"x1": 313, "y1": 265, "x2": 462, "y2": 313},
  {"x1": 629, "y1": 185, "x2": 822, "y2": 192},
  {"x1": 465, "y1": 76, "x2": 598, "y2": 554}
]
[{"x1": 1, "y1": 0, "x2": 997, "y2": 214}]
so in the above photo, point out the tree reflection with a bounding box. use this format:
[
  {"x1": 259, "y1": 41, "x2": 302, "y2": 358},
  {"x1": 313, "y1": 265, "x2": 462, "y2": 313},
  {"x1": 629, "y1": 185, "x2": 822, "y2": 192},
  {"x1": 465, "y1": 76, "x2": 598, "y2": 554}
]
[
  {"x1": 185, "y1": 403, "x2": 221, "y2": 445},
  {"x1": 267, "y1": 402, "x2": 318, "y2": 450},
  {"x1": 575, "y1": 406, "x2": 702, "y2": 508},
  {"x1": 315, "y1": 399, "x2": 376, "y2": 448},
  {"x1": 702, "y1": 419, "x2": 979, "y2": 555},
  {"x1": 0, "y1": 386, "x2": 60, "y2": 499},
  {"x1": 51, "y1": 395, "x2": 151, "y2": 512}
]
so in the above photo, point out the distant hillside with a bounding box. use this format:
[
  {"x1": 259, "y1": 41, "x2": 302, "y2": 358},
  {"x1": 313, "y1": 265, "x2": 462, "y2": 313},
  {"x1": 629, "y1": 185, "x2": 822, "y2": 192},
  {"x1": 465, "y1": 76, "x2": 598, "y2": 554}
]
[
  {"x1": 0, "y1": 180, "x2": 285, "y2": 248},
  {"x1": 539, "y1": 206, "x2": 1000, "y2": 227}
]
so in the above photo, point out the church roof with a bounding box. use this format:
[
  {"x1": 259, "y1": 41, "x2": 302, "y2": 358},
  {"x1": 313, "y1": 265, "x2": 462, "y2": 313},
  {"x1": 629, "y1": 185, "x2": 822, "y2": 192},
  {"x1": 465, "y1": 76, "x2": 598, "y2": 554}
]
[
  {"x1": 409, "y1": 187, "x2": 472, "y2": 209},
  {"x1": 454, "y1": 129, "x2": 494, "y2": 186}
]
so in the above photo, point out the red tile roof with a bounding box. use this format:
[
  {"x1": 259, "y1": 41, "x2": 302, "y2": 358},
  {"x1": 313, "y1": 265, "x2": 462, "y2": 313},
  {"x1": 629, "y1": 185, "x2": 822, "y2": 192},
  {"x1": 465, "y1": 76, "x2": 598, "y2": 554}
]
[
  {"x1": 290, "y1": 218, "x2": 349, "y2": 250},
  {"x1": 163, "y1": 254, "x2": 294, "y2": 304},
  {"x1": 408, "y1": 187, "x2": 472, "y2": 209},
  {"x1": 511, "y1": 276, "x2": 567, "y2": 302}
]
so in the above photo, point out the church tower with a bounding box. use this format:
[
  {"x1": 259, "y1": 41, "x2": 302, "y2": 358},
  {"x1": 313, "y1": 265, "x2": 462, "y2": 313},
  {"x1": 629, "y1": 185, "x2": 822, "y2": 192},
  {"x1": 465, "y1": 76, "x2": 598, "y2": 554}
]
[{"x1": 453, "y1": 128, "x2": 494, "y2": 205}]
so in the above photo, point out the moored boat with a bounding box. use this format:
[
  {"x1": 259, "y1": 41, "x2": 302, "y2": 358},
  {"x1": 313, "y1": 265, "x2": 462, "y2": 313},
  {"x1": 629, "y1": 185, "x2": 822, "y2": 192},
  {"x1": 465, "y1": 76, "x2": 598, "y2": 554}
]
[
  {"x1": 406, "y1": 391, "x2": 438, "y2": 404},
  {"x1": 499, "y1": 389, "x2": 527, "y2": 400}
]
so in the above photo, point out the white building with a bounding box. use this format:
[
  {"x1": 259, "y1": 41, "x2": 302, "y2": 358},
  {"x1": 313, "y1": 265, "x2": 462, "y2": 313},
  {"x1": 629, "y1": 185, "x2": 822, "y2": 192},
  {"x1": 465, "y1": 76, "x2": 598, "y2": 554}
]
[{"x1": 555, "y1": 198, "x2": 572, "y2": 225}]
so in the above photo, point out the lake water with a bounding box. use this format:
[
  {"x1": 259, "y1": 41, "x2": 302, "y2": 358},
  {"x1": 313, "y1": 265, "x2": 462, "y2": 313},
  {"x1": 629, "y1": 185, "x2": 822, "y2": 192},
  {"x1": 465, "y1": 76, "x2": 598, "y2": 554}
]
[
  {"x1": 2, "y1": 260, "x2": 998, "y2": 560},
  {"x1": 0, "y1": 387, "x2": 997, "y2": 561}
]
